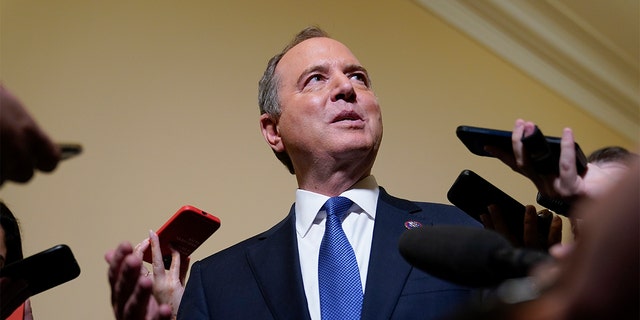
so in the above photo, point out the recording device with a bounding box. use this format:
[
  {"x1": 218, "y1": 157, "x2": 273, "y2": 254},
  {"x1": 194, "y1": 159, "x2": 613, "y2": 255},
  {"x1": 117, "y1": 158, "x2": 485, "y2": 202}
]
[
  {"x1": 455, "y1": 125, "x2": 588, "y2": 175},
  {"x1": 447, "y1": 169, "x2": 552, "y2": 245},
  {"x1": 0, "y1": 244, "x2": 81, "y2": 297},
  {"x1": 142, "y1": 205, "x2": 221, "y2": 269},
  {"x1": 57, "y1": 143, "x2": 82, "y2": 160},
  {"x1": 398, "y1": 225, "x2": 551, "y2": 288}
]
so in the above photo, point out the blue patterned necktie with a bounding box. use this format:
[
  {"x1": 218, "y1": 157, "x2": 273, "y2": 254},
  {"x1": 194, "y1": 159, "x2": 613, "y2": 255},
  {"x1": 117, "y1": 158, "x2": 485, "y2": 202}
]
[{"x1": 318, "y1": 196, "x2": 363, "y2": 320}]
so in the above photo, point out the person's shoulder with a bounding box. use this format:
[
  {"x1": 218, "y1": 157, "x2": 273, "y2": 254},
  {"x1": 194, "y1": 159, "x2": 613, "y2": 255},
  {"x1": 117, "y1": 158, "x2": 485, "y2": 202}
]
[
  {"x1": 379, "y1": 187, "x2": 480, "y2": 227},
  {"x1": 195, "y1": 212, "x2": 293, "y2": 267},
  {"x1": 413, "y1": 201, "x2": 481, "y2": 227}
]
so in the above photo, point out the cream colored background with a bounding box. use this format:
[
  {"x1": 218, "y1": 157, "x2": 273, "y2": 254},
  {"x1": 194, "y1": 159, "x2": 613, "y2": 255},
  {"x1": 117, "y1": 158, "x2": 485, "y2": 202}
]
[{"x1": 0, "y1": 1, "x2": 635, "y2": 319}]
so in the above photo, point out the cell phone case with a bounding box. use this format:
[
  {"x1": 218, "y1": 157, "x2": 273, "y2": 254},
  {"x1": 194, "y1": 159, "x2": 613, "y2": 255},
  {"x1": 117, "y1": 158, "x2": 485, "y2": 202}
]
[{"x1": 142, "y1": 205, "x2": 221, "y2": 269}]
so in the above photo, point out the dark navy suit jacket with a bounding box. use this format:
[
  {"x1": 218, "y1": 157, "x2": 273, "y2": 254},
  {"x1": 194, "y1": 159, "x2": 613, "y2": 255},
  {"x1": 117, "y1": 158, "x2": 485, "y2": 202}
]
[{"x1": 178, "y1": 187, "x2": 481, "y2": 319}]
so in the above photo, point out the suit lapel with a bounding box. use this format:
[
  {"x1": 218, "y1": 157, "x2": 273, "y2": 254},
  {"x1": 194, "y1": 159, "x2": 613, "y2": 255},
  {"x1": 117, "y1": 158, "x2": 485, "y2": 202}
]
[
  {"x1": 246, "y1": 207, "x2": 312, "y2": 320},
  {"x1": 360, "y1": 188, "x2": 428, "y2": 319},
  {"x1": 243, "y1": 189, "x2": 431, "y2": 320}
]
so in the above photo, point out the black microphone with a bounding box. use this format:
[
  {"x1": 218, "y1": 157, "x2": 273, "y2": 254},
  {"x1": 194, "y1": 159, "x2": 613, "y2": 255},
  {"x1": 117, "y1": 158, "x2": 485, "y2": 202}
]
[{"x1": 398, "y1": 225, "x2": 551, "y2": 288}]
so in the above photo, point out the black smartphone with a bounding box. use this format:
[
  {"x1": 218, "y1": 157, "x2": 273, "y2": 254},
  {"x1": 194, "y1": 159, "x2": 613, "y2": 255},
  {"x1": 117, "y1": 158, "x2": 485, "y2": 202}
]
[
  {"x1": 456, "y1": 125, "x2": 588, "y2": 175},
  {"x1": 0, "y1": 244, "x2": 81, "y2": 297},
  {"x1": 447, "y1": 169, "x2": 551, "y2": 245},
  {"x1": 142, "y1": 205, "x2": 221, "y2": 269}
]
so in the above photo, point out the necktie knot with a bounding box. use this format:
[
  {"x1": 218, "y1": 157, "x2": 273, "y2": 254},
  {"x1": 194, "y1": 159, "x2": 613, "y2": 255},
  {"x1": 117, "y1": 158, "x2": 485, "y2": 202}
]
[{"x1": 323, "y1": 196, "x2": 353, "y2": 220}]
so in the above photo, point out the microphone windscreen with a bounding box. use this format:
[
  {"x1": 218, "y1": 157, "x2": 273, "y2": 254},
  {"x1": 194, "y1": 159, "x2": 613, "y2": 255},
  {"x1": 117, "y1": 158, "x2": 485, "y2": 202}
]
[{"x1": 398, "y1": 225, "x2": 512, "y2": 287}]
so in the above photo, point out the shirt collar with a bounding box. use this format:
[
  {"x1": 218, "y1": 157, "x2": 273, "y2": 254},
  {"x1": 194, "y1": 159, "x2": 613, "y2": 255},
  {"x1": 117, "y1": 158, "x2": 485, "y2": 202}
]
[{"x1": 295, "y1": 175, "x2": 379, "y2": 238}]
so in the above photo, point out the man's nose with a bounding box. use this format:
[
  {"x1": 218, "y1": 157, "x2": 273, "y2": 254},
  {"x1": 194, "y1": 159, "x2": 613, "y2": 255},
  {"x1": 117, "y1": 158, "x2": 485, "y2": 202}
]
[{"x1": 331, "y1": 74, "x2": 356, "y2": 102}]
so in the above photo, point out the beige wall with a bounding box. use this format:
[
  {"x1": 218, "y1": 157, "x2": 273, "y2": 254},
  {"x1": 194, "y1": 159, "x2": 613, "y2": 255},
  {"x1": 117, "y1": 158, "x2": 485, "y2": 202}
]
[{"x1": 0, "y1": 1, "x2": 635, "y2": 319}]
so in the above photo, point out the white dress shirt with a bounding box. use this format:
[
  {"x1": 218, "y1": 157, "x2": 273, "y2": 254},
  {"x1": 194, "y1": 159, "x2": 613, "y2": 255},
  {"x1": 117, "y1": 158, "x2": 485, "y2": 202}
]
[{"x1": 295, "y1": 175, "x2": 379, "y2": 320}]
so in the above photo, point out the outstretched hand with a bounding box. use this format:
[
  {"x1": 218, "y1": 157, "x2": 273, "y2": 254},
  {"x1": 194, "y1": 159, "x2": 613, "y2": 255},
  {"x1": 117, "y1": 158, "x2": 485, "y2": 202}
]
[
  {"x1": 106, "y1": 230, "x2": 189, "y2": 320},
  {"x1": 106, "y1": 241, "x2": 172, "y2": 320}
]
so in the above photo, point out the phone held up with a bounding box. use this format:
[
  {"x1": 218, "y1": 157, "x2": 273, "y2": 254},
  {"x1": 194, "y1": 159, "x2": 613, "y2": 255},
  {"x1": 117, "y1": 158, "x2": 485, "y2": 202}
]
[
  {"x1": 57, "y1": 143, "x2": 83, "y2": 161},
  {"x1": 0, "y1": 244, "x2": 81, "y2": 319},
  {"x1": 455, "y1": 125, "x2": 588, "y2": 175},
  {"x1": 447, "y1": 169, "x2": 552, "y2": 246},
  {"x1": 142, "y1": 205, "x2": 221, "y2": 269}
]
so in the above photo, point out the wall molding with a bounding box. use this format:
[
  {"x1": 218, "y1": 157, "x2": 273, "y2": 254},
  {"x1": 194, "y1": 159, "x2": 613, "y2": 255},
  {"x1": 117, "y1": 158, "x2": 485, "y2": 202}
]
[{"x1": 415, "y1": 0, "x2": 639, "y2": 143}]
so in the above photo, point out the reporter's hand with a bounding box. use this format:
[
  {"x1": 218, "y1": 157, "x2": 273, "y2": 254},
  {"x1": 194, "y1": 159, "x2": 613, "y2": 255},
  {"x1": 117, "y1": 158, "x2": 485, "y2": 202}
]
[
  {"x1": 488, "y1": 119, "x2": 613, "y2": 202},
  {"x1": 105, "y1": 242, "x2": 172, "y2": 320},
  {"x1": 482, "y1": 204, "x2": 562, "y2": 250},
  {"x1": 137, "y1": 230, "x2": 189, "y2": 319},
  {"x1": 0, "y1": 85, "x2": 61, "y2": 186}
]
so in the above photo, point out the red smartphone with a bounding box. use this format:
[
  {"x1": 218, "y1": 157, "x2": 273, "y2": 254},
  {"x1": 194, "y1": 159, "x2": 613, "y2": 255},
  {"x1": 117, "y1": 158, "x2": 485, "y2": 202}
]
[
  {"x1": 142, "y1": 205, "x2": 221, "y2": 269},
  {"x1": 6, "y1": 303, "x2": 24, "y2": 320}
]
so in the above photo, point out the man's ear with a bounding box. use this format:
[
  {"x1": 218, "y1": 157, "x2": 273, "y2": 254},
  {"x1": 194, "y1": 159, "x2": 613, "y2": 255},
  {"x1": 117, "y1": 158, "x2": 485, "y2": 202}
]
[{"x1": 260, "y1": 113, "x2": 285, "y2": 152}]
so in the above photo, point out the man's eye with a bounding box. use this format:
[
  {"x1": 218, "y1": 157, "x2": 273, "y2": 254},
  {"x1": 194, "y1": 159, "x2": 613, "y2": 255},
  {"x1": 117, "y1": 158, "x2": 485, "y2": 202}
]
[
  {"x1": 350, "y1": 73, "x2": 369, "y2": 85},
  {"x1": 306, "y1": 74, "x2": 323, "y2": 85}
]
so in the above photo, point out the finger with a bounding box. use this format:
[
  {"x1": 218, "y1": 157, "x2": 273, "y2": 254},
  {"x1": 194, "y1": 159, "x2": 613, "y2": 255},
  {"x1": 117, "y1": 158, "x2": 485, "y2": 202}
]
[
  {"x1": 149, "y1": 230, "x2": 166, "y2": 279},
  {"x1": 133, "y1": 239, "x2": 151, "y2": 278},
  {"x1": 547, "y1": 214, "x2": 563, "y2": 247},
  {"x1": 549, "y1": 242, "x2": 574, "y2": 260},
  {"x1": 107, "y1": 242, "x2": 134, "y2": 289},
  {"x1": 479, "y1": 213, "x2": 494, "y2": 230},
  {"x1": 134, "y1": 238, "x2": 150, "y2": 258},
  {"x1": 114, "y1": 254, "x2": 144, "y2": 318},
  {"x1": 179, "y1": 256, "x2": 190, "y2": 284},
  {"x1": 23, "y1": 299, "x2": 33, "y2": 320},
  {"x1": 105, "y1": 249, "x2": 115, "y2": 263},
  {"x1": 556, "y1": 128, "x2": 579, "y2": 196},
  {"x1": 511, "y1": 119, "x2": 527, "y2": 168},
  {"x1": 168, "y1": 247, "x2": 181, "y2": 280},
  {"x1": 519, "y1": 121, "x2": 538, "y2": 163},
  {"x1": 522, "y1": 205, "x2": 539, "y2": 248},
  {"x1": 122, "y1": 276, "x2": 153, "y2": 320},
  {"x1": 156, "y1": 304, "x2": 173, "y2": 320}
]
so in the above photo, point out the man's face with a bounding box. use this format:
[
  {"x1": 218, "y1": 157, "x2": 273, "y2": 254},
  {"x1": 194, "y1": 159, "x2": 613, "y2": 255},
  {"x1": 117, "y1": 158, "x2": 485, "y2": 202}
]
[{"x1": 272, "y1": 37, "x2": 382, "y2": 171}]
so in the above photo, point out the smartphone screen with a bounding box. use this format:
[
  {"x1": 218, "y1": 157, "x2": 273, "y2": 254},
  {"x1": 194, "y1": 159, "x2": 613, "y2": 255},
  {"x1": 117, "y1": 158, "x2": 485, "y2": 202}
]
[{"x1": 142, "y1": 205, "x2": 221, "y2": 269}]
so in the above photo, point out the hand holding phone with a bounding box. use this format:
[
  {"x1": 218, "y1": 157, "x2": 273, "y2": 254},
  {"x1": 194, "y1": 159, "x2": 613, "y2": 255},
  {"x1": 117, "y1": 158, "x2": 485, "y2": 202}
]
[
  {"x1": 142, "y1": 205, "x2": 221, "y2": 269},
  {"x1": 447, "y1": 170, "x2": 553, "y2": 248},
  {"x1": 0, "y1": 244, "x2": 80, "y2": 319},
  {"x1": 456, "y1": 125, "x2": 588, "y2": 175}
]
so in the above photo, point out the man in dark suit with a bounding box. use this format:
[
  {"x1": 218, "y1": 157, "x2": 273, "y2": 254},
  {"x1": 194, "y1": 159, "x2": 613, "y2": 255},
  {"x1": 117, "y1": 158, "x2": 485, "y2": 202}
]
[
  {"x1": 106, "y1": 26, "x2": 480, "y2": 320},
  {"x1": 177, "y1": 26, "x2": 479, "y2": 320}
]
